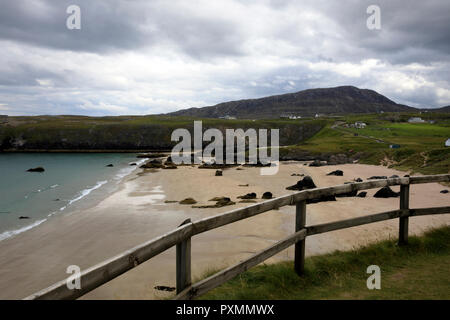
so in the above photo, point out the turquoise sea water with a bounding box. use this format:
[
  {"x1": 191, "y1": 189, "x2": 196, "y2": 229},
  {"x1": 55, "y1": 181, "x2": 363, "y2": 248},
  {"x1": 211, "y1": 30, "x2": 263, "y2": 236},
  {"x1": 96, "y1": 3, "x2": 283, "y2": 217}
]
[{"x1": 0, "y1": 153, "x2": 146, "y2": 241}]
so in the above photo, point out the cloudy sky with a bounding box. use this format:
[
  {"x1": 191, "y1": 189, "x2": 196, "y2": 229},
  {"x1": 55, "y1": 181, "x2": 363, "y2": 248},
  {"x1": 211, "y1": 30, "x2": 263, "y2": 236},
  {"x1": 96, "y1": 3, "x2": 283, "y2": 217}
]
[{"x1": 0, "y1": 0, "x2": 449, "y2": 116}]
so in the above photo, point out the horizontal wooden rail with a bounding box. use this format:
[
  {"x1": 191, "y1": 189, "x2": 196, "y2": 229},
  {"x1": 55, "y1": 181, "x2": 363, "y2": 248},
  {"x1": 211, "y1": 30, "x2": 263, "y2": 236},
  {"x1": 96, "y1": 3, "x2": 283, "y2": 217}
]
[{"x1": 24, "y1": 174, "x2": 450, "y2": 300}]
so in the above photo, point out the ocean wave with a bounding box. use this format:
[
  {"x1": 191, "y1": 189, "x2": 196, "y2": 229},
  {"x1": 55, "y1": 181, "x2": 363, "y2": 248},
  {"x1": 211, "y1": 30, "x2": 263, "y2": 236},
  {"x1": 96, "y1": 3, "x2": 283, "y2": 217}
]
[
  {"x1": 67, "y1": 180, "x2": 108, "y2": 206},
  {"x1": 0, "y1": 219, "x2": 47, "y2": 242},
  {"x1": 114, "y1": 158, "x2": 147, "y2": 182}
]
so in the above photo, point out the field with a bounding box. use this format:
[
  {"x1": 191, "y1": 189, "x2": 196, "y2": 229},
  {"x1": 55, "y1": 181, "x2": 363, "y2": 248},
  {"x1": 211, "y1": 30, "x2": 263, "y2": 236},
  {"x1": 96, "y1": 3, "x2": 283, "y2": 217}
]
[
  {"x1": 200, "y1": 226, "x2": 450, "y2": 300},
  {"x1": 281, "y1": 112, "x2": 450, "y2": 175}
]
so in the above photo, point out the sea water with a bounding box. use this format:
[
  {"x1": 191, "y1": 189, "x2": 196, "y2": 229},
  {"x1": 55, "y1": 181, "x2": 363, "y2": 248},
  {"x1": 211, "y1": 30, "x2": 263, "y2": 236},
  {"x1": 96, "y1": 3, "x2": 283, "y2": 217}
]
[{"x1": 0, "y1": 153, "x2": 146, "y2": 241}]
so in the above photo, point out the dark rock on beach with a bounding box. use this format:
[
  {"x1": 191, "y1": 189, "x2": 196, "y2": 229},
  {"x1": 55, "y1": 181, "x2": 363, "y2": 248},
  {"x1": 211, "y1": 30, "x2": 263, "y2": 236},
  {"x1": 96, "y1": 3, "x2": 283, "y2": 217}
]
[
  {"x1": 291, "y1": 173, "x2": 304, "y2": 177},
  {"x1": 357, "y1": 191, "x2": 367, "y2": 198},
  {"x1": 440, "y1": 190, "x2": 449, "y2": 194},
  {"x1": 154, "y1": 286, "x2": 175, "y2": 292},
  {"x1": 179, "y1": 198, "x2": 197, "y2": 205},
  {"x1": 368, "y1": 176, "x2": 387, "y2": 180},
  {"x1": 215, "y1": 170, "x2": 223, "y2": 176},
  {"x1": 140, "y1": 159, "x2": 164, "y2": 169},
  {"x1": 389, "y1": 175, "x2": 399, "y2": 179},
  {"x1": 194, "y1": 197, "x2": 235, "y2": 208},
  {"x1": 354, "y1": 178, "x2": 363, "y2": 182},
  {"x1": 373, "y1": 187, "x2": 399, "y2": 198},
  {"x1": 286, "y1": 176, "x2": 317, "y2": 191},
  {"x1": 19, "y1": 216, "x2": 30, "y2": 219},
  {"x1": 307, "y1": 195, "x2": 336, "y2": 204},
  {"x1": 238, "y1": 192, "x2": 257, "y2": 200},
  {"x1": 129, "y1": 163, "x2": 137, "y2": 166},
  {"x1": 309, "y1": 160, "x2": 324, "y2": 167},
  {"x1": 27, "y1": 167, "x2": 45, "y2": 172},
  {"x1": 286, "y1": 176, "x2": 335, "y2": 203},
  {"x1": 106, "y1": 164, "x2": 114, "y2": 167},
  {"x1": 327, "y1": 170, "x2": 343, "y2": 176},
  {"x1": 262, "y1": 192, "x2": 273, "y2": 199},
  {"x1": 242, "y1": 161, "x2": 271, "y2": 167}
]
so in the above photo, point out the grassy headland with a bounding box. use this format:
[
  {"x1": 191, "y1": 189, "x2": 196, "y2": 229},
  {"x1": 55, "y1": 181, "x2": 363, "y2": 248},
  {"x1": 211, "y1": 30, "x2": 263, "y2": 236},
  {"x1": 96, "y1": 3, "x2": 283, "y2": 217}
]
[{"x1": 279, "y1": 112, "x2": 450, "y2": 175}]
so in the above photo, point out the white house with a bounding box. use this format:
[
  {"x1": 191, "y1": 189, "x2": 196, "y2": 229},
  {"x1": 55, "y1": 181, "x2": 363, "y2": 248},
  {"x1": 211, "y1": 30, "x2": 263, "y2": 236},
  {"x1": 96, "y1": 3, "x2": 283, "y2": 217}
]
[
  {"x1": 408, "y1": 117, "x2": 425, "y2": 123},
  {"x1": 446, "y1": 138, "x2": 450, "y2": 147},
  {"x1": 354, "y1": 122, "x2": 367, "y2": 129}
]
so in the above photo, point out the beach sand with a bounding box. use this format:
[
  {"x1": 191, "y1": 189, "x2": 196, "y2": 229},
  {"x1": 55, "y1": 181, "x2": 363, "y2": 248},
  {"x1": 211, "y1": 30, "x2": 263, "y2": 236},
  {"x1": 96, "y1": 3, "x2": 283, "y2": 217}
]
[{"x1": 0, "y1": 162, "x2": 448, "y2": 299}]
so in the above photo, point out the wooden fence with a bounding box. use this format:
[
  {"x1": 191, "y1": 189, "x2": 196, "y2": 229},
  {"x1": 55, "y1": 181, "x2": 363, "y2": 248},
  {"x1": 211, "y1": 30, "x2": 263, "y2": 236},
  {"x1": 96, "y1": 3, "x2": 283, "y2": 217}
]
[{"x1": 24, "y1": 174, "x2": 450, "y2": 300}]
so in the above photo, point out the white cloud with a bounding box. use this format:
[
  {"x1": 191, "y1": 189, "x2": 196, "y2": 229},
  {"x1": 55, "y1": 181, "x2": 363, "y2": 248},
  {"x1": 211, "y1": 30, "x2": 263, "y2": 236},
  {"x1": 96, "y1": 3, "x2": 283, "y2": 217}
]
[{"x1": 0, "y1": 0, "x2": 449, "y2": 115}]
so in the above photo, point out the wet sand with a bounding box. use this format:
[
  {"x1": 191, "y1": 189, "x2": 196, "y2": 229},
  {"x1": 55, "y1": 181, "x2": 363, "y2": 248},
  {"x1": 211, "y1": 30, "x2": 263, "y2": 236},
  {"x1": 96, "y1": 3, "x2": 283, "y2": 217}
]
[{"x1": 0, "y1": 162, "x2": 448, "y2": 299}]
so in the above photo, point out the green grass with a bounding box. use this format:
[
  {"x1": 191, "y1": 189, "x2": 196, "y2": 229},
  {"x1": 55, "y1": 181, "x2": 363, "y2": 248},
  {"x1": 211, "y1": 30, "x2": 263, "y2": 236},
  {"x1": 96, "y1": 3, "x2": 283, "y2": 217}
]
[
  {"x1": 200, "y1": 226, "x2": 450, "y2": 300},
  {"x1": 279, "y1": 112, "x2": 450, "y2": 174}
]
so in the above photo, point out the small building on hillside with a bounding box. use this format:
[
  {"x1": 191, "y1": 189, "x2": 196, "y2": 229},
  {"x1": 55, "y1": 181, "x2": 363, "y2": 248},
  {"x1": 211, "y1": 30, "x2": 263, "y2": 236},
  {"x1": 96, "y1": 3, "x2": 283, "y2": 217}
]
[
  {"x1": 446, "y1": 138, "x2": 450, "y2": 147},
  {"x1": 354, "y1": 122, "x2": 367, "y2": 129},
  {"x1": 408, "y1": 117, "x2": 425, "y2": 123},
  {"x1": 220, "y1": 115, "x2": 236, "y2": 120},
  {"x1": 390, "y1": 144, "x2": 401, "y2": 149}
]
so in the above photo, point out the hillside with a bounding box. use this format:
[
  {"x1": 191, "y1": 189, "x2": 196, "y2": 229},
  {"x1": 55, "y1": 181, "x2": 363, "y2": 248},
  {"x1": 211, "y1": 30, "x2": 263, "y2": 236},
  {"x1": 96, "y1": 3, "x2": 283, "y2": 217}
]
[
  {"x1": 0, "y1": 115, "x2": 324, "y2": 151},
  {"x1": 426, "y1": 106, "x2": 450, "y2": 113},
  {"x1": 168, "y1": 86, "x2": 417, "y2": 119}
]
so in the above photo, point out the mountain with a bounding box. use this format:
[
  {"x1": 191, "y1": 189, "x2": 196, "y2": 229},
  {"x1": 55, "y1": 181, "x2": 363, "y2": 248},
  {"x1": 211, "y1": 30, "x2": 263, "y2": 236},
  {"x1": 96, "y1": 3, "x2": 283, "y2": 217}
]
[
  {"x1": 425, "y1": 105, "x2": 450, "y2": 113},
  {"x1": 167, "y1": 86, "x2": 417, "y2": 119}
]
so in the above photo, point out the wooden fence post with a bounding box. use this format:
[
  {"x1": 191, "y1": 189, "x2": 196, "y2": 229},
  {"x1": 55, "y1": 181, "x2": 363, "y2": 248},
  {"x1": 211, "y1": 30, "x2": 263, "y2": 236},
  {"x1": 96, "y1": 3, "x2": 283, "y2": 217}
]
[
  {"x1": 176, "y1": 219, "x2": 191, "y2": 294},
  {"x1": 399, "y1": 184, "x2": 410, "y2": 245},
  {"x1": 294, "y1": 200, "x2": 306, "y2": 275}
]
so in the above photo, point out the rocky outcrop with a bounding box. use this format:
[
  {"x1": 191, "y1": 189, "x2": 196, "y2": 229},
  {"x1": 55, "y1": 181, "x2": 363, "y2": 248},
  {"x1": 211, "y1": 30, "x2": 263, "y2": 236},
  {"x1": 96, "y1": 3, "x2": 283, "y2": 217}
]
[
  {"x1": 357, "y1": 191, "x2": 367, "y2": 198},
  {"x1": 237, "y1": 193, "x2": 257, "y2": 200},
  {"x1": 286, "y1": 176, "x2": 317, "y2": 191},
  {"x1": 373, "y1": 187, "x2": 399, "y2": 198},
  {"x1": 194, "y1": 197, "x2": 235, "y2": 208},
  {"x1": 368, "y1": 176, "x2": 388, "y2": 180},
  {"x1": 179, "y1": 198, "x2": 197, "y2": 205},
  {"x1": 286, "y1": 176, "x2": 335, "y2": 203},
  {"x1": 327, "y1": 170, "x2": 343, "y2": 176},
  {"x1": 262, "y1": 192, "x2": 273, "y2": 199}
]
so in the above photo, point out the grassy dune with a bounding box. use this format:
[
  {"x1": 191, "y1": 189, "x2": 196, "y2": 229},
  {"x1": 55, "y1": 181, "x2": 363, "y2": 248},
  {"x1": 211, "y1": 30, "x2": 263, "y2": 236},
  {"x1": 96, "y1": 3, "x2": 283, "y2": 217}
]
[{"x1": 200, "y1": 226, "x2": 450, "y2": 300}]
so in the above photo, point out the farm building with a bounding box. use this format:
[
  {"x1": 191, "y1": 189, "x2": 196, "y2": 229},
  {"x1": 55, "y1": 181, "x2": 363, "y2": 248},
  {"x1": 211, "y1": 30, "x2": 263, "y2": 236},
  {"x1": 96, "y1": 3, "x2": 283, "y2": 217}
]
[
  {"x1": 354, "y1": 122, "x2": 367, "y2": 129},
  {"x1": 446, "y1": 138, "x2": 450, "y2": 147},
  {"x1": 408, "y1": 117, "x2": 425, "y2": 123}
]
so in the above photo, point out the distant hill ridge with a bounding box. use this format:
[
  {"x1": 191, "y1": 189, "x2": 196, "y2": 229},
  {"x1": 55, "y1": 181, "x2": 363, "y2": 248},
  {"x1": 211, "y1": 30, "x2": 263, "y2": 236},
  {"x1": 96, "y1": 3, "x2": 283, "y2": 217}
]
[{"x1": 167, "y1": 86, "x2": 417, "y2": 119}]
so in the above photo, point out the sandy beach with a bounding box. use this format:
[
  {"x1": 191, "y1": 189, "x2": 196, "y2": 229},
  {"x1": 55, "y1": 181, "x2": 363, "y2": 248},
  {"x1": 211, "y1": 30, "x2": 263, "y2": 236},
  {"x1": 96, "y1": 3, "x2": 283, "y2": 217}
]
[{"x1": 0, "y1": 161, "x2": 448, "y2": 300}]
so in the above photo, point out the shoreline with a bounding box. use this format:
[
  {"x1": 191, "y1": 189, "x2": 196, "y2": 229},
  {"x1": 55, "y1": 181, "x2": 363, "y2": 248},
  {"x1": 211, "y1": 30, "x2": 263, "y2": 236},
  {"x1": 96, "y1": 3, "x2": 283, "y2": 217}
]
[
  {"x1": 0, "y1": 154, "x2": 146, "y2": 243},
  {"x1": 0, "y1": 161, "x2": 448, "y2": 299}
]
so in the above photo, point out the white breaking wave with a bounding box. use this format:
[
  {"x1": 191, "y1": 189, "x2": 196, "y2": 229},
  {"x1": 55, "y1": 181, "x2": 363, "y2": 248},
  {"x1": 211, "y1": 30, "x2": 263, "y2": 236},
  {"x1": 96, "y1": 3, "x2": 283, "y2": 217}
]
[
  {"x1": 0, "y1": 219, "x2": 47, "y2": 242},
  {"x1": 67, "y1": 180, "x2": 108, "y2": 206}
]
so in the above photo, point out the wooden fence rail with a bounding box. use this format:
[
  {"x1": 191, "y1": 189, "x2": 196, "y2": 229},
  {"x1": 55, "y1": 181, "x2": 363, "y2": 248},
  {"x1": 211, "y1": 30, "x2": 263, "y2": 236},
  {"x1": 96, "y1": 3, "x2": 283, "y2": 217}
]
[{"x1": 24, "y1": 174, "x2": 450, "y2": 300}]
